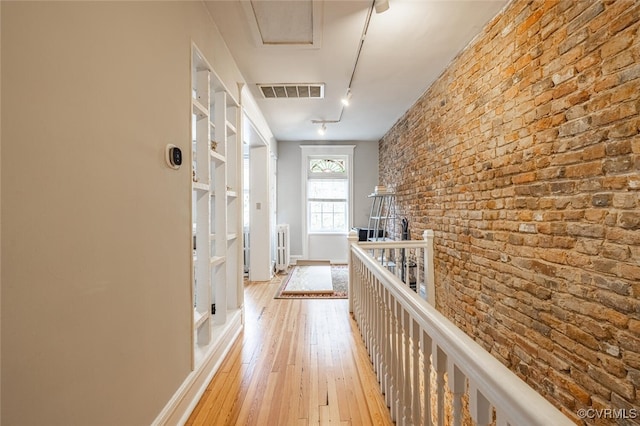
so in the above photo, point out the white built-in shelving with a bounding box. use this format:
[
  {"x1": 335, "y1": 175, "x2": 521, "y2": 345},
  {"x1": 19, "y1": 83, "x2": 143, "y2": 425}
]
[{"x1": 191, "y1": 43, "x2": 243, "y2": 368}]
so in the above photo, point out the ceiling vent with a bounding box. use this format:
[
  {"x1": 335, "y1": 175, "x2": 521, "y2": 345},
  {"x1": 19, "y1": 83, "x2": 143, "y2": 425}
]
[{"x1": 258, "y1": 83, "x2": 324, "y2": 99}]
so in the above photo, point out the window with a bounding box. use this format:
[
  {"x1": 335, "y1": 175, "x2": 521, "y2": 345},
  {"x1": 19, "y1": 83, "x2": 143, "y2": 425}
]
[
  {"x1": 300, "y1": 145, "x2": 354, "y2": 256},
  {"x1": 307, "y1": 156, "x2": 348, "y2": 233},
  {"x1": 308, "y1": 179, "x2": 347, "y2": 232},
  {"x1": 309, "y1": 158, "x2": 346, "y2": 174}
]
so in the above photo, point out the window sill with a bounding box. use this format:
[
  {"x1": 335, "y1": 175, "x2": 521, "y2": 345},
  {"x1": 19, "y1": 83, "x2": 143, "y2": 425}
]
[{"x1": 308, "y1": 232, "x2": 348, "y2": 236}]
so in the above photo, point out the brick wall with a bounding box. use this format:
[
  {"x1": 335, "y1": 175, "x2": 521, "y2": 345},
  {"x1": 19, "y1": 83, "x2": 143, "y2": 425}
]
[{"x1": 378, "y1": 0, "x2": 640, "y2": 422}]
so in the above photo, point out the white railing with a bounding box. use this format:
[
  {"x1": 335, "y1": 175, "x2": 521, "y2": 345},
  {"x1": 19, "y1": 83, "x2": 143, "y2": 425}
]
[{"x1": 347, "y1": 230, "x2": 572, "y2": 426}]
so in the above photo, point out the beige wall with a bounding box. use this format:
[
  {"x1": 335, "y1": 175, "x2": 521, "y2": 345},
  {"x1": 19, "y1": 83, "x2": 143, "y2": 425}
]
[
  {"x1": 0, "y1": 2, "x2": 3, "y2": 423},
  {"x1": 1, "y1": 2, "x2": 244, "y2": 424}
]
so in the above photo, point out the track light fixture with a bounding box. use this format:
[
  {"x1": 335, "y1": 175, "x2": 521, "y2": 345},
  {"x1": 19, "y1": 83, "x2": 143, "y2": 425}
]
[
  {"x1": 310, "y1": 0, "x2": 386, "y2": 136},
  {"x1": 312, "y1": 119, "x2": 339, "y2": 136},
  {"x1": 375, "y1": 0, "x2": 389, "y2": 13},
  {"x1": 341, "y1": 89, "x2": 352, "y2": 106}
]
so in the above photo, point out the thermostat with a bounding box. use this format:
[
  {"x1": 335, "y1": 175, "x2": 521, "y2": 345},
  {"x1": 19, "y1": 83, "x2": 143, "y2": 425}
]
[{"x1": 166, "y1": 144, "x2": 182, "y2": 169}]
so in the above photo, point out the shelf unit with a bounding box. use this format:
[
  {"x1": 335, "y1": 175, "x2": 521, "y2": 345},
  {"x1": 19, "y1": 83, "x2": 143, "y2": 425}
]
[
  {"x1": 367, "y1": 192, "x2": 396, "y2": 241},
  {"x1": 191, "y1": 43, "x2": 243, "y2": 367}
]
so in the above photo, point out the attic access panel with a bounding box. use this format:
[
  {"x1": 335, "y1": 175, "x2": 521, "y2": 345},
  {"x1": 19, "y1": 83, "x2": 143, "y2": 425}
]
[{"x1": 241, "y1": 0, "x2": 322, "y2": 48}]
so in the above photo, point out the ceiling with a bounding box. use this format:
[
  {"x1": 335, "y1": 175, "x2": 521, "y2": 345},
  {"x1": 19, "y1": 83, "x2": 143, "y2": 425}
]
[{"x1": 205, "y1": 0, "x2": 508, "y2": 142}]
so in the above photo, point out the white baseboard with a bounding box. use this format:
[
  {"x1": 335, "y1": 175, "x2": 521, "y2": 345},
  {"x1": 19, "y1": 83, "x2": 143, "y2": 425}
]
[
  {"x1": 290, "y1": 255, "x2": 347, "y2": 265},
  {"x1": 152, "y1": 309, "x2": 243, "y2": 426}
]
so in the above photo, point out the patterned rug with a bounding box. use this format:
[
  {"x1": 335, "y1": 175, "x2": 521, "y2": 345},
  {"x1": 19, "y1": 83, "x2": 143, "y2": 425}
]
[{"x1": 275, "y1": 264, "x2": 348, "y2": 299}]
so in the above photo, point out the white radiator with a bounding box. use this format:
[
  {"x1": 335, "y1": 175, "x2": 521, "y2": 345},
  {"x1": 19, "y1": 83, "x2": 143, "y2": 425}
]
[{"x1": 275, "y1": 224, "x2": 290, "y2": 272}]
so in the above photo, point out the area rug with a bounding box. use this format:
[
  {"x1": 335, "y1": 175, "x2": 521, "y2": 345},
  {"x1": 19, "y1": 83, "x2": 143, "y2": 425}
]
[{"x1": 275, "y1": 262, "x2": 348, "y2": 299}]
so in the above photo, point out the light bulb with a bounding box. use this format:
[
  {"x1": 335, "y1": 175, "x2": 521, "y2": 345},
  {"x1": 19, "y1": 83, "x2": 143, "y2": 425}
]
[{"x1": 341, "y1": 90, "x2": 352, "y2": 106}]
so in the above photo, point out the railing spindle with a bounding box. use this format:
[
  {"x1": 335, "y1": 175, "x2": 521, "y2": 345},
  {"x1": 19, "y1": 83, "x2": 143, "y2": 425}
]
[
  {"x1": 346, "y1": 230, "x2": 572, "y2": 426},
  {"x1": 470, "y1": 383, "x2": 493, "y2": 426},
  {"x1": 434, "y1": 345, "x2": 447, "y2": 426},
  {"x1": 402, "y1": 308, "x2": 412, "y2": 425},
  {"x1": 375, "y1": 277, "x2": 382, "y2": 378},
  {"x1": 390, "y1": 295, "x2": 400, "y2": 421},
  {"x1": 422, "y1": 330, "x2": 433, "y2": 426},
  {"x1": 411, "y1": 318, "x2": 420, "y2": 425},
  {"x1": 448, "y1": 362, "x2": 466, "y2": 426},
  {"x1": 383, "y1": 286, "x2": 391, "y2": 408}
]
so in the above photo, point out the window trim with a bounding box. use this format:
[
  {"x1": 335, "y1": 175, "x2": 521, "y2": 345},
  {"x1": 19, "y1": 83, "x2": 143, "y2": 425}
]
[{"x1": 300, "y1": 145, "x2": 355, "y2": 259}]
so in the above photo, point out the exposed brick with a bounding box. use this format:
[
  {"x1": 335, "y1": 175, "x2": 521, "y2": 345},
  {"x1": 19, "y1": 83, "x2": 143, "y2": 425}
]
[
  {"x1": 378, "y1": 0, "x2": 640, "y2": 419},
  {"x1": 583, "y1": 144, "x2": 606, "y2": 161},
  {"x1": 567, "y1": 223, "x2": 606, "y2": 238},
  {"x1": 567, "y1": 381, "x2": 592, "y2": 405},
  {"x1": 603, "y1": 156, "x2": 634, "y2": 174},
  {"x1": 619, "y1": 263, "x2": 640, "y2": 281},
  {"x1": 567, "y1": 1, "x2": 605, "y2": 34},
  {"x1": 591, "y1": 193, "x2": 613, "y2": 207},
  {"x1": 623, "y1": 351, "x2": 640, "y2": 370},
  {"x1": 603, "y1": 1, "x2": 640, "y2": 35},
  {"x1": 559, "y1": 27, "x2": 589, "y2": 55},
  {"x1": 587, "y1": 365, "x2": 636, "y2": 401},
  {"x1": 607, "y1": 228, "x2": 640, "y2": 245},
  {"x1": 595, "y1": 289, "x2": 639, "y2": 313},
  {"x1": 593, "y1": 103, "x2": 638, "y2": 127},
  {"x1": 601, "y1": 50, "x2": 634, "y2": 75},
  {"x1": 565, "y1": 324, "x2": 600, "y2": 350},
  {"x1": 601, "y1": 244, "x2": 632, "y2": 262},
  {"x1": 597, "y1": 353, "x2": 627, "y2": 378},
  {"x1": 612, "y1": 193, "x2": 638, "y2": 209},
  {"x1": 609, "y1": 118, "x2": 640, "y2": 138},
  {"x1": 601, "y1": 29, "x2": 634, "y2": 59},
  {"x1": 593, "y1": 74, "x2": 619, "y2": 93},
  {"x1": 618, "y1": 63, "x2": 640, "y2": 85},
  {"x1": 575, "y1": 51, "x2": 600, "y2": 73},
  {"x1": 606, "y1": 140, "x2": 633, "y2": 156},
  {"x1": 564, "y1": 161, "x2": 602, "y2": 178},
  {"x1": 558, "y1": 117, "x2": 591, "y2": 136}
]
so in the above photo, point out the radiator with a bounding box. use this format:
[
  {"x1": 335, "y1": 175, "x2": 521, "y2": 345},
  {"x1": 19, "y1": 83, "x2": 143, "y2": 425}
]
[
  {"x1": 275, "y1": 224, "x2": 290, "y2": 272},
  {"x1": 243, "y1": 228, "x2": 250, "y2": 274}
]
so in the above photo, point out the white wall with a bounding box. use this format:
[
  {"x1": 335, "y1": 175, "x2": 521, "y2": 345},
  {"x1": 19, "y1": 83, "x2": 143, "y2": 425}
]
[
  {"x1": 241, "y1": 86, "x2": 277, "y2": 280},
  {"x1": 276, "y1": 141, "x2": 378, "y2": 257},
  {"x1": 249, "y1": 145, "x2": 272, "y2": 280},
  {"x1": 241, "y1": 85, "x2": 277, "y2": 155},
  {"x1": 1, "y1": 2, "x2": 247, "y2": 425}
]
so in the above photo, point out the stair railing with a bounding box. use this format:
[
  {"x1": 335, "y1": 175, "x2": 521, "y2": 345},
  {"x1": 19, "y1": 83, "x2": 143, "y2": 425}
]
[{"x1": 347, "y1": 230, "x2": 572, "y2": 426}]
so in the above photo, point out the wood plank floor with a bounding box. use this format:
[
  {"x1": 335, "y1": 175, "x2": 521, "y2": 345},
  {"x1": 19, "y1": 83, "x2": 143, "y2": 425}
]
[{"x1": 186, "y1": 273, "x2": 394, "y2": 425}]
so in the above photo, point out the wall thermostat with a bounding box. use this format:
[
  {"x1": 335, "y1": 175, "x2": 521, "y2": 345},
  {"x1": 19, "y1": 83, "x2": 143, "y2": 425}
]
[{"x1": 166, "y1": 144, "x2": 182, "y2": 169}]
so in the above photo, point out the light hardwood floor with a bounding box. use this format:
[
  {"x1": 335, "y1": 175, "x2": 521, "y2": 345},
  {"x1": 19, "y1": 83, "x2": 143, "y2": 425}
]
[{"x1": 186, "y1": 274, "x2": 394, "y2": 425}]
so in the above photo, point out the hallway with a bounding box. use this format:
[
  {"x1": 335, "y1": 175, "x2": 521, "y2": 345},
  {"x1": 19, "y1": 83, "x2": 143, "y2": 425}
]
[{"x1": 186, "y1": 274, "x2": 394, "y2": 425}]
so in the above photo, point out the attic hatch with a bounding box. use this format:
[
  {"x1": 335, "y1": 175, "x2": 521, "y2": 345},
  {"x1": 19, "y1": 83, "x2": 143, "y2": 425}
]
[{"x1": 258, "y1": 83, "x2": 324, "y2": 99}]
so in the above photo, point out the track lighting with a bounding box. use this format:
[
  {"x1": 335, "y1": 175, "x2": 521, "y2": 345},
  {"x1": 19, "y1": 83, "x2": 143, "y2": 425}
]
[
  {"x1": 310, "y1": 0, "x2": 384, "y2": 137},
  {"x1": 375, "y1": 0, "x2": 389, "y2": 13},
  {"x1": 341, "y1": 89, "x2": 352, "y2": 106},
  {"x1": 312, "y1": 119, "x2": 338, "y2": 136}
]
